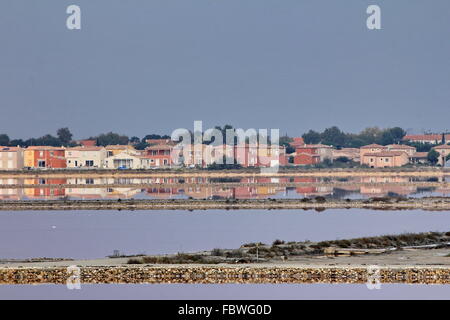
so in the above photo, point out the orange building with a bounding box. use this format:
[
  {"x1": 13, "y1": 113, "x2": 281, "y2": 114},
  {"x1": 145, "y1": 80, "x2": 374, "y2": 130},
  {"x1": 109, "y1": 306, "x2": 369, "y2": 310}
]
[
  {"x1": 24, "y1": 146, "x2": 66, "y2": 169},
  {"x1": 294, "y1": 144, "x2": 332, "y2": 165},
  {"x1": 359, "y1": 144, "x2": 388, "y2": 160},
  {"x1": 145, "y1": 144, "x2": 174, "y2": 167},
  {"x1": 361, "y1": 151, "x2": 409, "y2": 168}
]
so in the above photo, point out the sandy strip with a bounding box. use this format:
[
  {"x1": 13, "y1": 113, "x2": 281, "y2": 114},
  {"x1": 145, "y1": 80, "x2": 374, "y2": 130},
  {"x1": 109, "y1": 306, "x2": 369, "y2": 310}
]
[
  {"x1": 1, "y1": 197, "x2": 450, "y2": 211},
  {"x1": 0, "y1": 168, "x2": 448, "y2": 179},
  {"x1": 0, "y1": 264, "x2": 448, "y2": 285}
]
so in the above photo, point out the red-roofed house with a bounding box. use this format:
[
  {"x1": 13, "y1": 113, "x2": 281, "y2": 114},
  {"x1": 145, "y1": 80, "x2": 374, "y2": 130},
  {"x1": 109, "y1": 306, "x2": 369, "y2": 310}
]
[
  {"x1": 361, "y1": 151, "x2": 409, "y2": 168},
  {"x1": 433, "y1": 144, "x2": 450, "y2": 166},
  {"x1": 145, "y1": 144, "x2": 175, "y2": 167},
  {"x1": 386, "y1": 144, "x2": 416, "y2": 156},
  {"x1": 289, "y1": 137, "x2": 305, "y2": 148},
  {"x1": 294, "y1": 144, "x2": 333, "y2": 166},
  {"x1": 24, "y1": 146, "x2": 66, "y2": 169},
  {"x1": 403, "y1": 134, "x2": 450, "y2": 144}
]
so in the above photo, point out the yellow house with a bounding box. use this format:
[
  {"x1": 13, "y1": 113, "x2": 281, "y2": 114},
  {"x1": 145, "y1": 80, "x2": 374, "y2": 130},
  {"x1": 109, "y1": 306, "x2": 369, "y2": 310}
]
[
  {"x1": 24, "y1": 149, "x2": 35, "y2": 168},
  {"x1": 105, "y1": 145, "x2": 137, "y2": 157}
]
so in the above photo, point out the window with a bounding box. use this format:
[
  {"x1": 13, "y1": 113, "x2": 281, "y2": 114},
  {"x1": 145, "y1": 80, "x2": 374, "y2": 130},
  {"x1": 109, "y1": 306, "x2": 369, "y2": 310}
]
[
  {"x1": 38, "y1": 160, "x2": 46, "y2": 168},
  {"x1": 85, "y1": 160, "x2": 94, "y2": 167}
]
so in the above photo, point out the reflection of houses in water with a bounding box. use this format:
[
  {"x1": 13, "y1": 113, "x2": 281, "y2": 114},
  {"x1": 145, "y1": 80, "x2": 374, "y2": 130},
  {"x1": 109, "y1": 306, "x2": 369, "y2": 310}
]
[
  {"x1": 23, "y1": 178, "x2": 66, "y2": 199},
  {"x1": 435, "y1": 186, "x2": 450, "y2": 196},
  {"x1": 360, "y1": 185, "x2": 417, "y2": 197},
  {"x1": 65, "y1": 187, "x2": 109, "y2": 199},
  {"x1": 103, "y1": 188, "x2": 141, "y2": 199},
  {"x1": 0, "y1": 178, "x2": 23, "y2": 200},
  {"x1": 293, "y1": 177, "x2": 333, "y2": 197},
  {"x1": 359, "y1": 176, "x2": 416, "y2": 197},
  {"x1": 360, "y1": 176, "x2": 411, "y2": 184},
  {"x1": 146, "y1": 187, "x2": 180, "y2": 199}
]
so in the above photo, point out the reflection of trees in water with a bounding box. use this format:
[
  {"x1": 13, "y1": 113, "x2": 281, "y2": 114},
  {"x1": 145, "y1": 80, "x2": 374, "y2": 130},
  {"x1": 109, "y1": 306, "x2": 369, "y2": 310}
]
[
  {"x1": 414, "y1": 187, "x2": 437, "y2": 196},
  {"x1": 327, "y1": 188, "x2": 359, "y2": 199}
]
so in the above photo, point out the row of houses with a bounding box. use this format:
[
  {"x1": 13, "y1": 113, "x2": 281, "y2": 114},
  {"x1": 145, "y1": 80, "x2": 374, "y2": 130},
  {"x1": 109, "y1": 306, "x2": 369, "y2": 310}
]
[
  {"x1": 1, "y1": 136, "x2": 449, "y2": 170},
  {"x1": 0, "y1": 143, "x2": 288, "y2": 170},
  {"x1": 290, "y1": 141, "x2": 450, "y2": 167}
]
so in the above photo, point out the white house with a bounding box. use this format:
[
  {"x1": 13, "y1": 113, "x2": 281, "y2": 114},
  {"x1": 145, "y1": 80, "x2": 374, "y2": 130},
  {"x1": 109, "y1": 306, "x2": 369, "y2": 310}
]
[{"x1": 65, "y1": 147, "x2": 107, "y2": 168}]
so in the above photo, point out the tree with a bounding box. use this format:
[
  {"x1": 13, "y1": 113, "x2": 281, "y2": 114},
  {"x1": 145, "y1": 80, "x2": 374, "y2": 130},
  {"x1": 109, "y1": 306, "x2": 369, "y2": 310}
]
[
  {"x1": 130, "y1": 136, "x2": 140, "y2": 144},
  {"x1": 143, "y1": 134, "x2": 170, "y2": 141},
  {"x1": 302, "y1": 130, "x2": 321, "y2": 144},
  {"x1": 95, "y1": 132, "x2": 129, "y2": 146},
  {"x1": 387, "y1": 127, "x2": 406, "y2": 143},
  {"x1": 380, "y1": 127, "x2": 406, "y2": 145},
  {"x1": 335, "y1": 156, "x2": 350, "y2": 163},
  {"x1": 0, "y1": 134, "x2": 10, "y2": 146},
  {"x1": 427, "y1": 149, "x2": 440, "y2": 165},
  {"x1": 134, "y1": 141, "x2": 149, "y2": 150},
  {"x1": 57, "y1": 128, "x2": 73, "y2": 145},
  {"x1": 9, "y1": 139, "x2": 25, "y2": 147},
  {"x1": 321, "y1": 126, "x2": 347, "y2": 147},
  {"x1": 358, "y1": 127, "x2": 383, "y2": 145}
]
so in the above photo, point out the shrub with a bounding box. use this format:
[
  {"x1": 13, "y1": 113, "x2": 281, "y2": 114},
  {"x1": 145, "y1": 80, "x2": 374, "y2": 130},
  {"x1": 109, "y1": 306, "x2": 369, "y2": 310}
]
[
  {"x1": 127, "y1": 258, "x2": 143, "y2": 264},
  {"x1": 211, "y1": 248, "x2": 224, "y2": 256},
  {"x1": 272, "y1": 239, "x2": 285, "y2": 246}
]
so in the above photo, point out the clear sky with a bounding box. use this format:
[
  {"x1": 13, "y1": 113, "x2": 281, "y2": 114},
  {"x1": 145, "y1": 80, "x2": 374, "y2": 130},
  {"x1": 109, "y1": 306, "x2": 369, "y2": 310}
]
[{"x1": 0, "y1": 0, "x2": 449, "y2": 139}]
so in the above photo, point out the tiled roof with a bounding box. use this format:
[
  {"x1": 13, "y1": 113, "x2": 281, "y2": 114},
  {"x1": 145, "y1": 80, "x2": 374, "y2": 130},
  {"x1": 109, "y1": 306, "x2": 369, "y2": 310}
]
[
  {"x1": 146, "y1": 144, "x2": 173, "y2": 150},
  {"x1": 297, "y1": 144, "x2": 332, "y2": 149},
  {"x1": 360, "y1": 144, "x2": 387, "y2": 149},
  {"x1": 403, "y1": 134, "x2": 450, "y2": 141},
  {"x1": 412, "y1": 152, "x2": 428, "y2": 158},
  {"x1": 105, "y1": 145, "x2": 134, "y2": 150},
  {"x1": 0, "y1": 147, "x2": 21, "y2": 152},
  {"x1": 66, "y1": 146, "x2": 104, "y2": 151},
  {"x1": 387, "y1": 144, "x2": 415, "y2": 149},
  {"x1": 363, "y1": 151, "x2": 406, "y2": 157},
  {"x1": 26, "y1": 146, "x2": 65, "y2": 150},
  {"x1": 433, "y1": 144, "x2": 450, "y2": 150}
]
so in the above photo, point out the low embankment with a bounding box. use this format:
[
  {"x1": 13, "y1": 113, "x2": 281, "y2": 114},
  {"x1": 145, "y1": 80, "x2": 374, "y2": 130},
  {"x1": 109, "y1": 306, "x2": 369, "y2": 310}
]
[
  {"x1": 0, "y1": 167, "x2": 448, "y2": 179},
  {"x1": 0, "y1": 265, "x2": 448, "y2": 285},
  {"x1": 1, "y1": 197, "x2": 450, "y2": 211}
]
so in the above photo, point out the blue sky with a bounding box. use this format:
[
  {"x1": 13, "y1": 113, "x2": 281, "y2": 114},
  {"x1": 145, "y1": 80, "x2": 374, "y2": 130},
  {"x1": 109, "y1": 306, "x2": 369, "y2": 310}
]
[{"x1": 0, "y1": 0, "x2": 449, "y2": 139}]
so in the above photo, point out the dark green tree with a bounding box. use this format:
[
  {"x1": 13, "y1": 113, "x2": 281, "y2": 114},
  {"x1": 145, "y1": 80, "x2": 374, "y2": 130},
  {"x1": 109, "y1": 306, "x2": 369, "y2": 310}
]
[
  {"x1": 57, "y1": 127, "x2": 73, "y2": 145},
  {"x1": 0, "y1": 134, "x2": 10, "y2": 146},
  {"x1": 427, "y1": 149, "x2": 440, "y2": 165},
  {"x1": 130, "y1": 136, "x2": 140, "y2": 144},
  {"x1": 302, "y1": 130, "x2": 321, "y2": 144},
  {"x1": 95, "y1": 132, "x2": 129, "y2": 146},
  {"x1": 380, "y1": 127, "x2": 406, "y2": 145},
  {"x1": 320, "y1": 126, "x2": 347, "y2": 147}
]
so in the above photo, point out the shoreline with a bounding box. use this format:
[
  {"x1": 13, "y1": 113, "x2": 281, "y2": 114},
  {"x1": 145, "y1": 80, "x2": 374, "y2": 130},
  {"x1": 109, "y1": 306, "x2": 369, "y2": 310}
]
[
  {"x1": 1, "y1": 265, "x2": 448, "y2": 285},
  {"x1": 0, "y1": 167, "x2": 448, "y2": 179},
  {"x1": 1, "y1": 197, "x2": 450, "y2": 211}
]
